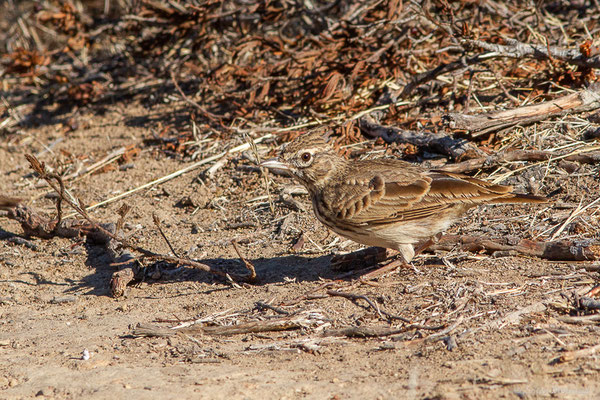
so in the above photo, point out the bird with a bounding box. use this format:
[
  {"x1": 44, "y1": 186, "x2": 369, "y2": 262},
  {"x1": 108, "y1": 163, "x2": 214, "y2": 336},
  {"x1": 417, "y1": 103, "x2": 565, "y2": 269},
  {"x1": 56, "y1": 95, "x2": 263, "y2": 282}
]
[{"x1": 261, "y1": 132, "x2": 547, "y2": 264}]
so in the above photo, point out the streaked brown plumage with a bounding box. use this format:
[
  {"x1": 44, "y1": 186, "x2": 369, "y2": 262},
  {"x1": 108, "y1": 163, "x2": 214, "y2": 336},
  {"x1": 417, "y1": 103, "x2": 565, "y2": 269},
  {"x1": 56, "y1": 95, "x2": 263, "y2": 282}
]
[{"x1": 261, "y1": 132, "x2": 547, "y2": 263}]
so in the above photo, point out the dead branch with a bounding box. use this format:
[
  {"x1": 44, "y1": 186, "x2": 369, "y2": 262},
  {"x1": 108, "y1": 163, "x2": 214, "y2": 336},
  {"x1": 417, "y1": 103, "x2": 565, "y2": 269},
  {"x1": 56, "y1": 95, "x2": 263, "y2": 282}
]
[
  {"x1": 170, "y1": 70, "x2": 224, "y2": 125},
  {"x1": 323, "y1": 326, "x2": 405, "y2": 338},
  {"x1": 480, "y1": 302, "x2": 546, "y2": 332},
  {"x1": 3, "y1": 200, "x2": 139, "y2": 297},
  {"x1": 133, "y1": 311, "x2": 328, "y2": 337},
  {"x1": 554, "y1": 343, "x2": 600, "y2": 364},
  {"x1": 359, "y1": 115, "x2": 483, "y2": 160},
  {"x1": 557, "y1": 315, "x2": 600, "y2": 325},
  {"x1": 444, "y1": 85, "x2": 600, "y2": 136},
  {"x1": 152, "y1": 213, "x2": 180, "y2": 258},
  {"x1": 17, "y1": 155, "x2": 255, "y2": 296},
  {"x1": 427, "y1": 235, "x2": 599, "y2": 261},
  {"x1": 579, "y1": 297, "x2": 600, "y2": 311},
  {"x1": 465, "y1": 38, "x2": 600, "y2": 69},
  {"x1": 132, "y1": 323, "x2": 177, "y2": 337},
  {"x1": 255, "y1": 301, "x2": 290, "y2": 315},
  {"x1": 438, "y1": 149, "x2": 600, "y2": 174},
  {"x1": 401, "y1": 53, "x2": 491, "y2": 97},
  {"x1": 4, "y1": 202, "x2": 111, "y2": 242}
]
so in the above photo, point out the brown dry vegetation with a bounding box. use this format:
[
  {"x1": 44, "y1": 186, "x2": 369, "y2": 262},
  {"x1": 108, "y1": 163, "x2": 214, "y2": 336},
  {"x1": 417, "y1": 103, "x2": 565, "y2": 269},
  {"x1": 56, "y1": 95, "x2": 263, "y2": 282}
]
[{"x1": 1, "y1": 1, "x2": 600, "y2": 399}]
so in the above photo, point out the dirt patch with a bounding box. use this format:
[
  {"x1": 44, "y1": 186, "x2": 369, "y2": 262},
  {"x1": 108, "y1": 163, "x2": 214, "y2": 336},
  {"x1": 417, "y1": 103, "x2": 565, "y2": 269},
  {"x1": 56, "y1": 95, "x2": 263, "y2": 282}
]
[
  {"x1": 0, "y1": 103, "x2": 599, "y2": 399},
  {"x1": 2, "y1": 1, "x2": 600, "y2": 399}
]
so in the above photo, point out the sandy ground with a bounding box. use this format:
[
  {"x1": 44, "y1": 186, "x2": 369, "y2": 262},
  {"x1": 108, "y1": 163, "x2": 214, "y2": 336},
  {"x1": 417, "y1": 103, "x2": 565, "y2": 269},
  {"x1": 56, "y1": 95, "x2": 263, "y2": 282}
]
[{"x1": 1, "y1": 104, "x2": 600, "y2": 400}]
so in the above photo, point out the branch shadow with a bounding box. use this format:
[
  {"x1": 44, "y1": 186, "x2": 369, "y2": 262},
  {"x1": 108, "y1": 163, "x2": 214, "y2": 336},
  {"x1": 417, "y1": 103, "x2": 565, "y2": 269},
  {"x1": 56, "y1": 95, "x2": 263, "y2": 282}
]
[{"x1": 65, "y1": 241, "x2": 339, "y2": 297}]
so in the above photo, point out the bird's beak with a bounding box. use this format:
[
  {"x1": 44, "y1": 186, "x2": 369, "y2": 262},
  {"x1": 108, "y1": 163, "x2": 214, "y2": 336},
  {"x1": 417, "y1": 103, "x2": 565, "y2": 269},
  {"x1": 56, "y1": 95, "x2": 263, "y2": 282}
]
[{"x1": 260, "y1": 158, "x2": 290, "y2": 172}]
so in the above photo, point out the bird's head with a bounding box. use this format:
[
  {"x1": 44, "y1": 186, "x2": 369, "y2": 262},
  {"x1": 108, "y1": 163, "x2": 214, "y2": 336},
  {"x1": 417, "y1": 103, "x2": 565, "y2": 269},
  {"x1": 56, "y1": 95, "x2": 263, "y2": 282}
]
[{"x1": 260, "y1": 132, "x2": 342, "y2": 190}]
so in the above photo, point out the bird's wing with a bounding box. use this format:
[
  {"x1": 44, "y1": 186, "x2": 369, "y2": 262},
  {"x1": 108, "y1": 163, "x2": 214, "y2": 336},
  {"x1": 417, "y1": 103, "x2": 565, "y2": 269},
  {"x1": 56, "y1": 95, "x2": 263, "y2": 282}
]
[{"x1": 320, "y1": 169, "x2": 515, "y2": 225}]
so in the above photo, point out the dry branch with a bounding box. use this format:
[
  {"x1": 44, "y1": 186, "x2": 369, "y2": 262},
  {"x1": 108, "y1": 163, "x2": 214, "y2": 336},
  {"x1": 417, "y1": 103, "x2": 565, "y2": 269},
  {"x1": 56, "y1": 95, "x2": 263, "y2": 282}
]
[
  {"x1": 133, "y1": 311, "x2": 328, "y2": 337},
  {"x1": 472, "y1": 301, "x2": 547, "y2": 334},
  {"x1": 555, "y1": 343, "x2": 600, "y2": 364},
  {"x1": 327, "y1": 289, "x2": 410, "y2": 322},
  {"x1": 323, "y1": 326, "x2": 406, "y2": 338},
  {"x1": 359, "y1": 115, "x2": 483, "y2": 160},
  {"x1": 14, "y1": 155, "x2": 256, "y2": 297},
  {"x1": 465, "y1": 38, "x2": 600, "y2": 69},
  {"x1": 557, "y1": 315, "x2": 600, "y2": 325},
  {"x1": 444, "y1": 85, "x2": 600, "y2": 136},
  {"x1": 401, "y1": 53, "x2": 491, "y2": 97},
  {"x1": 2, "y1": 199, "x2": 139, "y2": 297},
  {"x1": 3, "y1": 202, "x2": 112, "y2": 242},
  {"x1": 428, "y1": 235, "x2": 600, "y2": 261},
  {"x1": 438, "y1": 149, "x2": 600, "y2": 174}
]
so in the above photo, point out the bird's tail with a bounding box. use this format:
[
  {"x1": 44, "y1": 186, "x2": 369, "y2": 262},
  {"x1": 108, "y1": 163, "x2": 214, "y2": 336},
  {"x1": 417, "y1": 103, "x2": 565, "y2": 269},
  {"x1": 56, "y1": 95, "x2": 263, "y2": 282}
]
[{"x1": 493, "y1": 193, "x2": 549, "y2": 204}]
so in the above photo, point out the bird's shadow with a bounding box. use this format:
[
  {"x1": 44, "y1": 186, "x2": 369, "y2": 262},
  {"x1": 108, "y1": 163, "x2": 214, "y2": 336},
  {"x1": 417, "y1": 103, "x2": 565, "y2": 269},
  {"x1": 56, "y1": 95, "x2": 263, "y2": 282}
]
[
  {"x1": 0, "y1": 220, "x2": 342, "y2": 297},
  {"x1": 64, "y1": 243, "x2": 339, "y2": 297}
]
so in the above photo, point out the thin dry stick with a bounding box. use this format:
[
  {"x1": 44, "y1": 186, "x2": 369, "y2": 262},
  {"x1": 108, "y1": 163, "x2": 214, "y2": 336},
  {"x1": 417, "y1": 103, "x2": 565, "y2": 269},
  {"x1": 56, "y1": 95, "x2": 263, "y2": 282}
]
[
  {"x1": 551, "y1": 196, "x2": 600, "y2": 240},
  {"x1": 170, "y1": 70, "x2": 223, "y2": 124},
  {"x1": 34, "y1": 147, "x2": 126, "y2": 190},
  {"x1": 153, "y1": 213, "x2": 180, "y2": 257},
  {"x1": 490, "y1": 144, "x2": 600, "y2": 184},
  {"x1": 445, "y1": 86, "x2": 600, "y2": 137},
  {"x1": 134, "y1": 311, "x2": 327, "y2": 337},
  {"x1": 64, "y1": 134, "x2": 273, "y2": 217},
  {"x1": 327, "y1": 289, "x2": 410, "y2": 323},
  {"x1": 231, "y1": 240, "x2": 257, "y2": 282},
  {"x1": 245, "y1": 132, "x2": 275, "y2": 214},
  {"x1": 438, "y1": 148, "x2": 600, "y2": 174}
]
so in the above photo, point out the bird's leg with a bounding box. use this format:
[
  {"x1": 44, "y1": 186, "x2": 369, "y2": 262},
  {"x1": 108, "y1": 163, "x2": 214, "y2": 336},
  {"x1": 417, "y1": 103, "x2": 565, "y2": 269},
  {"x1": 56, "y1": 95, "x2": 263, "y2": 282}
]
[{"x1": 413, "y1": 232, "x2": 443, "y2": 257}]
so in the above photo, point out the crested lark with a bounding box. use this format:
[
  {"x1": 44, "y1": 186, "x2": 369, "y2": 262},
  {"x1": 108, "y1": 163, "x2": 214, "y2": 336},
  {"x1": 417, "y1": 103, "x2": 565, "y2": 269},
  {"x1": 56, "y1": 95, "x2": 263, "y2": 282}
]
[{"x1": 261, "y1": 132, "x2": 547, "y2": 263}]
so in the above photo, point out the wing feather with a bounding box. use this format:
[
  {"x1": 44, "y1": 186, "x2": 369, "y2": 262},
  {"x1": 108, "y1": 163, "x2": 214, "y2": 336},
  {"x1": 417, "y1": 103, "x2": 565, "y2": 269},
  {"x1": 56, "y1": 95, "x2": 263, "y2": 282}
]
[{"x1": 320, "y1": 168, "x2": 525, "y2": 225}]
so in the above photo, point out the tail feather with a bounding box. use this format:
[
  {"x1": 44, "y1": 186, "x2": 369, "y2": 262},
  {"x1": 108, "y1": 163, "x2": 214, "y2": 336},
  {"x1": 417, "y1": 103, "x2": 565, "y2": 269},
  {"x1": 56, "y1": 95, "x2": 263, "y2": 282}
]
[{"x1": 494, "y1": 193, "x2": 548, "y2": 204}]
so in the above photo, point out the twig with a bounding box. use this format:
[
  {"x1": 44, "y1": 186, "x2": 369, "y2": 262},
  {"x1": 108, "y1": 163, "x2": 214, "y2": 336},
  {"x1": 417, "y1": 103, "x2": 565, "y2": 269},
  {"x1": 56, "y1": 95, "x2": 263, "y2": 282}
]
[
  {"x1": 579, "y1": 296, "x2": 600, "y2": 311},
  {"x1": 423, "y1": 316, "x2": 464, "y2": 343},
  {"x1": 469, "y1": 301, "x2": 546, "y2": 334},
  {"x1": 170, "y1": 70, "x2": 223, "y2": 124},
  {"x1": 323, "y1": 326, "x2": 406, "y2": 338},
  {"x1": 551, "y1": 196, "x2": 600, "y2": 241},
  {"x1": 134, "y1": 310, "x2": 328, "y2": 337},
  {"x1": 231, "y1": 240, "x2": 257, "y2": 282},
  {"x1": 327, "y1": 290, "x2": 415, "y2": 323},
  {"x1": 245, "y1": 132, "x2": 275, "y2": 215},
  {"x1": 33, "y1": 147, "x2": 126, "y2": 189},
  {"x1": 255, "y1": 301, "x2": 290, "y2": 315},
  {"x1": 401, "y1": 53, "x2": 490, "y2": 97},
  {"x1": 359, "y1": 115, "x2": 483, "y2": 160},
  {"x1": 65, "y1": 134, "x2": 273, "y2": 216},
  {"x1": 153, "y1": 213, "x2": 180, "y2": 257},
  {"x1": 557, "y1": 315, "x2": 600, "y2": 325}
]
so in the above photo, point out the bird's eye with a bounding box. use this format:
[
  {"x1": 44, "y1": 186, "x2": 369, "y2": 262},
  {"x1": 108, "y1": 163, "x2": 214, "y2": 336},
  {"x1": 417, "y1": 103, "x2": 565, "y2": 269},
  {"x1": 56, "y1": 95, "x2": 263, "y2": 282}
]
[{"x1": 300, "y1": 152, "x2": 312, "y2": 163}]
